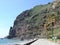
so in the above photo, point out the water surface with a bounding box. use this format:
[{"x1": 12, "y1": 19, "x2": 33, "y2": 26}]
[{"x1": 0, "y1": 38, "x2": 28, "y2": 45}]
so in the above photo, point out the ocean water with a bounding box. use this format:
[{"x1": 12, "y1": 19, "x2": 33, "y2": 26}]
[{"x1": 0, "y1": 38, "x2": 28, "y2": 45}]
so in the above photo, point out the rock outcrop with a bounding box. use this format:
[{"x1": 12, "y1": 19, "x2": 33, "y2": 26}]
[{"x1": 7, "y1": 2, "x2": 60, "y2": 39}]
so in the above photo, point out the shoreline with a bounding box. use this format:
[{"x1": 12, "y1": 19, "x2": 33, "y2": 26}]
[
  {"x1": 0, "y1": 39, "x2": 37, "y2": 45},
  {"x1": 1, "y1": 39, "x2": 37, "y2": 45},
  {"x1": 13, "y1": 39, "x2": 37, "y2": 45}
]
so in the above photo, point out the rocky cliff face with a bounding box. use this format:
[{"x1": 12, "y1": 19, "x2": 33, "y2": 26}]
[{"x1": 7, "y1": 2, "x2": 60, "y2": 39}]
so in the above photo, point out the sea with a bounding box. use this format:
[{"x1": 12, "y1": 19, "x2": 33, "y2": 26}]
[{"x1": 0, "y1": 38, "x2": 29, "y2": 45}]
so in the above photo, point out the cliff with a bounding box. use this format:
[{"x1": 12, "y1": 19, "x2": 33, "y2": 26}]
[{"x1": 7, "y1": 2, "x2": 60, "y2": 39}]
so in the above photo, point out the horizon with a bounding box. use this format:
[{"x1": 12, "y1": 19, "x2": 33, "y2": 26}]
[{"x1": 0, "y1": 0, "x2": 53, "y2": 38}]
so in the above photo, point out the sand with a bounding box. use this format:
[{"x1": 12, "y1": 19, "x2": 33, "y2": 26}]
[{"x1": 31, "y1": 39, "x2": 60, "y2": 45}]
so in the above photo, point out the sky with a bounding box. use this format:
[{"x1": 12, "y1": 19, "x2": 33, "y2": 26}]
[{"x1": 0, "y1": 0, "x2": 53, "y2": 38}]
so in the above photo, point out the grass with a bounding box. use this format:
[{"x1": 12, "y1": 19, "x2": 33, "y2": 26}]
[
  {"x1": 48, "y1": 38, "x2": 60, "y2": 44},
  {"x1": 48, "y1": 27, "x2": 60, "y2": 44}
]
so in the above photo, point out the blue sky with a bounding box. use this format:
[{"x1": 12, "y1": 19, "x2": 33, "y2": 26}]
[{"x1": 0, "y1": 0, "x2": 53, "y2": 38}]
